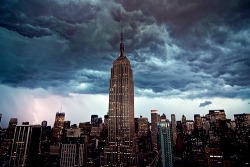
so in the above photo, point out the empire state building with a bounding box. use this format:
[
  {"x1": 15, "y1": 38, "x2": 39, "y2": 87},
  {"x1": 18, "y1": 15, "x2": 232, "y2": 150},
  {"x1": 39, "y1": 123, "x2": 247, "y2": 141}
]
[{"x1": 102, "y1": 33, "x2": 136, "y2": 166}]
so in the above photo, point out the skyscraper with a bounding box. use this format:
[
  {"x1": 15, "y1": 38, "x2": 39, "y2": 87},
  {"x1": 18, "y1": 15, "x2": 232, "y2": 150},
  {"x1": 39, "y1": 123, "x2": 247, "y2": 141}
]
[
  {"x1": 171, "y1": 114, "x2": 177, "y2": 145},
  {"x1": 52, "y1": 112, "x2": 65, "y2": 141},
  {"x1": 103, "y1": 33, "x2": 135, "y2": 166},
  {"x1": 151, "y1": 110, "x2": 159, "y2": 150},
  {"x1": 157, "y1": 114, "x2": 173, "y2": 167}
]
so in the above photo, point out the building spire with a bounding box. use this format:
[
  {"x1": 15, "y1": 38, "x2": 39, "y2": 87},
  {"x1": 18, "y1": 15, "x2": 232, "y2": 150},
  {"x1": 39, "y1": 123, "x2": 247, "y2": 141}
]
[{"x1": 120, "y1": 32, "x2": 125, "y2": 57}]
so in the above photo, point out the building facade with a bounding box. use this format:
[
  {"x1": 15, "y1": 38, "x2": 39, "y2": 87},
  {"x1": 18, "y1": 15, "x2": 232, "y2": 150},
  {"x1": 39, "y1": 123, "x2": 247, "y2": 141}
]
[
  {"x1": 9, "y1": 125, "x2": 41, "y2": 167},
  {"x1": 60, "y1": 137, "x2": 87, "y2": 167}
]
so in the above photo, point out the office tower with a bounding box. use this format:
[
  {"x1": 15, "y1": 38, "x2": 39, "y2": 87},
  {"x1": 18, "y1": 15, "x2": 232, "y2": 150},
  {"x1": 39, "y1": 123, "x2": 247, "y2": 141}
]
[
  {"x1": 194, "y1": 114, "x2": 202, "y2": 129},
  {"x1": 9, "y1": 125, "x2": 42, "y2": 167},
  {"x1": 157, "y1": 114, "x2": 173, "y2": 167},
  {"x1": 91, "y1": 115, "x2": 99, "y2": 127},
  {"x1": 52, "y1": 112, "x2": 65, "y2": 141},
  {"x1": 138, "y1": 116, "x2": 148, "y2": 137},
  {"x1": 171, "y1": 114, "x2": 177, "y2": 145},
  {"x1": 103, "y1": 33, "x2": 135, "y2": 166},
  {"x1": 151, "y1": 110, "x2": 159, "y2": 150}
]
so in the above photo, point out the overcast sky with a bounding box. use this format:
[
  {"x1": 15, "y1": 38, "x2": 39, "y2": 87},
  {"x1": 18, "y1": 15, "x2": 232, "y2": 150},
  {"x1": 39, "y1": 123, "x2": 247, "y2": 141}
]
[{"x1": 0, "y1": 0, "x2": 250, "y2": 127}]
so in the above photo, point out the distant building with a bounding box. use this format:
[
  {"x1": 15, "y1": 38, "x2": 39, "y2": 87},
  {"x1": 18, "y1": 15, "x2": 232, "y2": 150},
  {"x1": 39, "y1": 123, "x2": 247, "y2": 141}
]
[
  {"x1": 52, "y1": 112, "x2": 65, "y2": 141},
  {"x1": 151, "y1": 110, "x2": 159, "y2": 150},
  {"x1": 41, "y1": 120, "x2": 47, "y2": 127},
  {"x1": 9, "y1": 125, "x2": 42, "y2": 167},
  {"x1": 90, "y1": 127, "x2": 101, "y2": 137},
  {"x1": 186, "y1": 120, "x2": 194, "y2": 134},
  {"x1": 181, "y1": 115, "x2": 187, "y2": 133},
  {"x1": 8, "y1": 118, "x2": 18, "y2": 128},
  {"x1": 67, "y1": 128, "x2": 81, "y2": 137},
  {"x1": 194, "y1": 114, "x2": 202, "y2": 129},
  {"x1": 234, "y1": 113, "x2": 250, "y2": 128},
  {"x1": 171, "y1": 114, "x2": 177, "y2": 145},
  {"x1": 91, "y1": 115, "x2": 99, "y2": 127},
  {"x1": 64, "y1": 121, "x2": 71, "y2": 129},
  {"x1": 157, "y1": 114, "x2": 173, "y2": 167},
  {"x1": 138, "y1": 116, "x2": 148, "y2": 137},
  {"x1": 79, "y1": 122, "x2": 92, "y2": 135},
  {"x1": 207, "y1": 110, "x2": 226, "y2": 128}
]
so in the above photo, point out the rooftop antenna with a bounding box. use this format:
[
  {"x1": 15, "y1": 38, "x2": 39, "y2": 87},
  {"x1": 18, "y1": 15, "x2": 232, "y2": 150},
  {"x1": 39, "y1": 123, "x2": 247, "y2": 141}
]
[{"x1": 119, "y1": 32, "x2": 125, "y2": 57}]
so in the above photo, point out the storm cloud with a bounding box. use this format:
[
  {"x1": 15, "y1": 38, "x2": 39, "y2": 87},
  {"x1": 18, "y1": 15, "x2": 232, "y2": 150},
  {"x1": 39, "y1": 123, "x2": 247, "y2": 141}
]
[
  {"x1": 0, "y1": 0, "x2": 250, "y2": 100},
  {"x1": 199, "y1": 101, "x2": 212, "y2": 107}
]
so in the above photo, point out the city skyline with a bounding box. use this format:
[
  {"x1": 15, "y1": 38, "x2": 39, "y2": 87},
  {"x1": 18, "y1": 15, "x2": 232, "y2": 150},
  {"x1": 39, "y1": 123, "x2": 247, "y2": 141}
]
[{"x1": 0, "y1": 0, "x2": 250, "y2": 127}]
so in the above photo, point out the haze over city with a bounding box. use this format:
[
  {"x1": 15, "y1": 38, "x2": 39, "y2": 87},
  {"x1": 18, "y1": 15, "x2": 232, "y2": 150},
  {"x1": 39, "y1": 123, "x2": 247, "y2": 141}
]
[{"x1": 0, "y1": 0, "x2": 250, "y2": 127}]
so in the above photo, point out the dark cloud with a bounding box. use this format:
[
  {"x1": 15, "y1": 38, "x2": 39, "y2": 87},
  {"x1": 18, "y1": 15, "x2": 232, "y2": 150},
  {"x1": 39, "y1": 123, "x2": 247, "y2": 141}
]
[
  {"x1": 0, "y1": 0, "x2": 249, "y2": 100},
  {"x1": 199, "y1": 101, "x2": 212, "y2": 107}
]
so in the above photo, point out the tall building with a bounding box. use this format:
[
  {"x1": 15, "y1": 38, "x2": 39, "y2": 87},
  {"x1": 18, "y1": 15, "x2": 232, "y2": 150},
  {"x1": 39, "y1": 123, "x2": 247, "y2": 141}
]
[
  {"x1": 157, "y1": 114, "x2": 173, "y2": 167},
  {"x1": 9, "y1": 125, "x2": 42, "y2": 167},
  {"x1": 151, "y1": 110, "x2": 159, "y2": 150},
  {"x1": 103, "y1": 33, "x2": 135, "y2": 166},
  {"x1": 52, "y1": 112, "x2": 65, "y2": 141},
  {"x1": 171, "y1": 114, "x2": 177, "y2": 145}
]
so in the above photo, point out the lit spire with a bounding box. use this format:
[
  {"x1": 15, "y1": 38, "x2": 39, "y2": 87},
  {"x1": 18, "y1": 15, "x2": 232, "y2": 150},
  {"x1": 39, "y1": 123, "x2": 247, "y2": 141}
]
[{"x1": 120, "y1": 32, "x2": 125, "y2": 57}]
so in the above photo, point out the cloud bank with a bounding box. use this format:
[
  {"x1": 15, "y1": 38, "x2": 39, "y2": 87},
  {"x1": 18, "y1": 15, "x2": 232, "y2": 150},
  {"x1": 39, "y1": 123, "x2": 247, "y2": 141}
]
[{"x1": 0, "y1": 0, "x2": 249, "y2": 100}]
